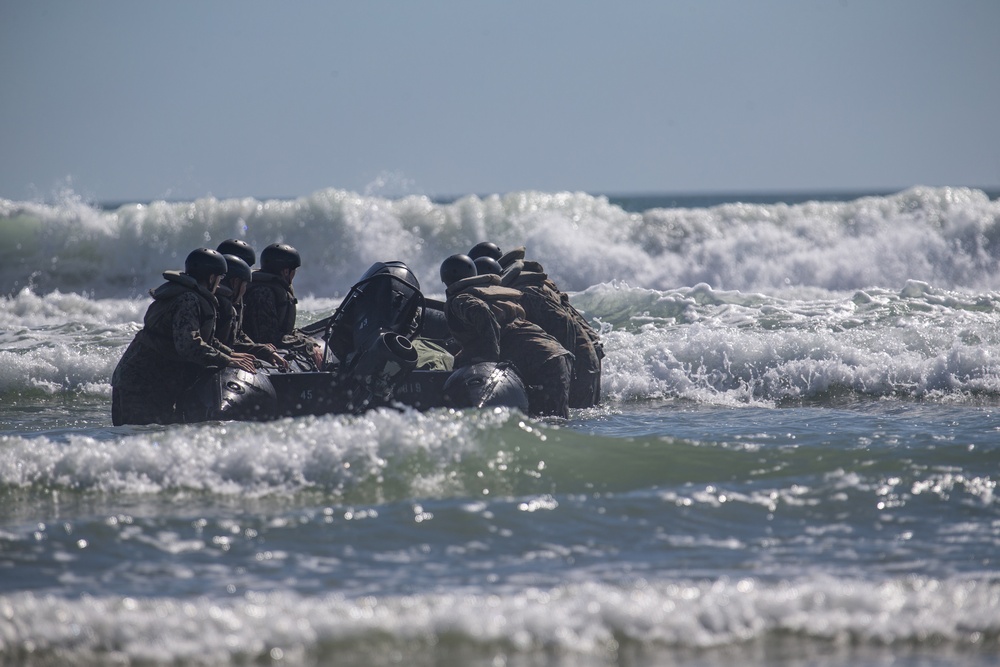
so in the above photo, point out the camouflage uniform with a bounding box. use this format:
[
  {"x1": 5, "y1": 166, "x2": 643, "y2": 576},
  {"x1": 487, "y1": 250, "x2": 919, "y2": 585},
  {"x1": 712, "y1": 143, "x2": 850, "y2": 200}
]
[
  {"x1": 111, "y1": 272, "x2": 234, "y2": 425},
  {"x1": 216, "y1": 285, "x2": 275, "y2": 359},
  {"x1": 242, "y1": 269, "x2": 321, "y2": 368},
  {"x1": 242, "y1": 270, "x2": 298, "y2": 345},
  {"x1": 215, "y1": 285, "x2": 241, "y2": 347},
  {"x1": 445, "y1": 273, "x2": 572, "y2": 418},
  {"x1": 502, "y1": 259, "x2": 603, "y2": 408}
]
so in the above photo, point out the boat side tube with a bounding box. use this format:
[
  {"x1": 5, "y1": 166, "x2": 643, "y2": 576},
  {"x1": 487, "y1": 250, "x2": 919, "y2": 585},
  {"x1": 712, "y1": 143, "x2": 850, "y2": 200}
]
[
  {"x1": 178, "y1": 367, "x2": 279, "y2": 423},
  {"x1": 443, "y1": 362, "x2": 529, "y2": 412}
]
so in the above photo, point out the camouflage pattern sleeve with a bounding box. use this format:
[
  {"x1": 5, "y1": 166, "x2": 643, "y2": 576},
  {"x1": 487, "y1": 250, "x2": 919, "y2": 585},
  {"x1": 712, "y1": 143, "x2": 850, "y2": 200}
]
[
  {"x1": 171, "y1": 293, "x2": 231, "y2": 368},
  {"x1": 214, "y1": 340, "x2": 235, "y2": 356},
  {"x1": 232, "y1": 330, "x2": 274, "y2": 358}
]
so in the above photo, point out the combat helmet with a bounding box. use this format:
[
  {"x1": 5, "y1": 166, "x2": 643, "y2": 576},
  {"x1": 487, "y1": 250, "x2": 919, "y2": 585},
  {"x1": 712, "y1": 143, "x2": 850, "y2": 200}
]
[
  {"x1": 185, "y1": 248, "x2": 228, "y2": 281},
  {"x1": 473, "y1": 256, "x2": 503, "y2": 276},
  {"x1": 440, "y1": 254, "x2": 477, "y2": 286},
  {"x1": 222, "y1": 254, "x2": 252, "y2": 283},
  {"x1": 217, "y1": 239, "x2": 256, "y2": 267},
  {"x1": 468, "y1": 242, "x2": 502, "y2": 261},
  {"x1": 260, "y1": 243, "x2": 302, "y2": 273}
]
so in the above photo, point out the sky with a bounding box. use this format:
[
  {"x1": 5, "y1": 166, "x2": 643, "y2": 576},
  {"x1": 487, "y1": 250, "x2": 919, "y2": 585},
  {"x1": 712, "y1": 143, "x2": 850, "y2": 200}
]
[{"x1": 2, "y1": 0, "x2": 998, "y2": 203}]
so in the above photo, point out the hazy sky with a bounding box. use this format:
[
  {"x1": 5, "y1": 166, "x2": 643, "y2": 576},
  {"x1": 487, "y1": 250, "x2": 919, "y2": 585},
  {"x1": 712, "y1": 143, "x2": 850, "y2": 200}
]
[{"x1": 2, "y1": 1, "x2": 998, "y2": 202}]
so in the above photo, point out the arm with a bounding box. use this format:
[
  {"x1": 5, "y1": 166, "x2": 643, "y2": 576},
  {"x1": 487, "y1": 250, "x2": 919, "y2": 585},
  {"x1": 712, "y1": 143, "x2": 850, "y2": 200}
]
[{"x1": 171, "y1": 294, "x2": 232, "y2": 368}]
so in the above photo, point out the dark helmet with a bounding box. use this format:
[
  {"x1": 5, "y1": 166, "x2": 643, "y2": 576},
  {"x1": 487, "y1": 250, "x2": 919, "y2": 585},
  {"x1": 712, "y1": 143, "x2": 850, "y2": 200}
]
[
  {"x1": 440, "y1": 254, "x2": 476, "y2": 286},
  {"x1": 222, "y1": 254, "x2": 252, "y2": 283},
  {"x1": 473, "y1": 256, "x2": 502, "y2": 276},
  {"x1": 184, "y1": 248, "x2": 228, "y2": 281},
  {"x1": 217, "y1": 239, "x2": 256, "y2": 267},
  {"x1": 260, "y1": 243, "x2": 301, "y2": 272},
  {"x1": 468, "y1": 242, "x2": 502, "y2": 261}
]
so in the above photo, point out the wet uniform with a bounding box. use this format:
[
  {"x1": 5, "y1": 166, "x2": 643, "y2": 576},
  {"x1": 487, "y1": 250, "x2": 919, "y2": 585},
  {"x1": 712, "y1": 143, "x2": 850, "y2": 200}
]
[
  {"x1": 111, "y1": 272, "x2": 234, "y2": 425},
  {"x1": 498, "y1": 249, "x2": 604, "y2": 407},
  {"x1": 216, "y1": 285, "x2": 275, "y2": 360},
  {"x1": 501, "y1": 260, "x2": 602, "y2": 408},
  {"x1": 242, "y1": 269, "x2": 319, "y2": 367},
  {"x1": 242, "y1": 270, "x2": 298, "y2": 345},
  {"x1": 445, "y1": 273, "x2": 572, "y2": 418}
]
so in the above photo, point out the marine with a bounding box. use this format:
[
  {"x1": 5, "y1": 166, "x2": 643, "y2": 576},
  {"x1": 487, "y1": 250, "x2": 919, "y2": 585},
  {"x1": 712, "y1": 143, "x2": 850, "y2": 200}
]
[
  {"x1": 242, "y1": 242, "x2": 324, "y2": 369},
  {"x1": 214, "y1": 239, "x2": 258, "y2": 350},
  {"x1": 111, "y1": 248, "x2": 258, "y2": 426},
  {"x1": 470, "y1": 242, "x2": 604, "y2": 408},
  {"x1": 440, "y1": 254, "x2": 572, "y2": 418},
  {"x1": 215, "y1": 252, "x2": 288, "y2": 369}
]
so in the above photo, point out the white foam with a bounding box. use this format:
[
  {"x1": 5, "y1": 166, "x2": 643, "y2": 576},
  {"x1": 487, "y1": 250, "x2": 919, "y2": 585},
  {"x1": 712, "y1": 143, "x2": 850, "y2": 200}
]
[
  {"x1": 588, "y1": 281, "x2": 1000, "y2": 406},
  {"x1": 0, "y1": 408, "x2": 526, "y2": 499},
  {"x1": 4, "y1": 276, "x2": 1000, "y2": 403},
  {"x1": 1, "y1": 576, "x2": 996, "y2": 664},
  {"x1": 3, "y1": 186, "x2": 999, "y2": 298}
]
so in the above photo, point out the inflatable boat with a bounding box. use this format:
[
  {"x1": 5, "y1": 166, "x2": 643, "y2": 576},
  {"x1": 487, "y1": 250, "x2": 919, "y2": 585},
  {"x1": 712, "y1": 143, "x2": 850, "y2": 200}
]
[{"x1": 178, "y1": 261, "x2": 529, "y2": 422}]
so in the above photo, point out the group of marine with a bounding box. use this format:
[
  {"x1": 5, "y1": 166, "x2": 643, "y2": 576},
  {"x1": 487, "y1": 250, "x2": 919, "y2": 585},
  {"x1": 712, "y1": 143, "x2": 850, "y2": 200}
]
[{"x1": 111, "y1": 240, "x2": 603, "y2": 426}]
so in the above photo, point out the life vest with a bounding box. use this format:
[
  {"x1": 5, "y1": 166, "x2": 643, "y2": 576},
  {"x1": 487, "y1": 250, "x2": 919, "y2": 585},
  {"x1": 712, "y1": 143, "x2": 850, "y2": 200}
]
[
  {"x1": 446, "y1": 274, "x2": 526, "y2": 327},
  {"x1": 498, "y1": 246, "x2": 526, "y2": 270},
  {"x1": 505, "y1": 259, "x2": 603, "y2": 355},
  {"x1": 246, "y1": 270, "x2": 297, "y2": 336},
  {"x1": 135, "y1": 271, "x2": 219, "y2": 358},
  {"x1": 215, "y1": 285, "x2": 238, "y2": 347},
  {"x1": 502, "y1": 261, "x2": 546, "y2": 290}
]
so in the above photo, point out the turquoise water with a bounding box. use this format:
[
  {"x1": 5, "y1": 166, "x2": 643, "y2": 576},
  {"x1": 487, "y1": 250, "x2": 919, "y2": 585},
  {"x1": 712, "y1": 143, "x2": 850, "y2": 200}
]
[{"x1": 2, "y1": 187, "x2": 1000, "y2": 665}]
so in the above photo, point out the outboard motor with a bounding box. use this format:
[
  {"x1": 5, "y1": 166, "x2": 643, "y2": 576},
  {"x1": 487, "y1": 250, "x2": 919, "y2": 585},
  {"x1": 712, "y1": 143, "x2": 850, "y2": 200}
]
[
  {"x1": 320, "y1": 261, "x2": 425, "y2": 412},
  {"x1": 332, "y1": 261, "x2": 424, "y2": 345}
]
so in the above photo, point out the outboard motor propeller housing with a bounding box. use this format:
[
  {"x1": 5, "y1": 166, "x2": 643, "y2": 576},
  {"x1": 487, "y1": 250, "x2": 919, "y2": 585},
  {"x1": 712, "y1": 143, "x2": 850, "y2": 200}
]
[{"x1": 345, "y1": 331, "x2": 419, "y2": 412}]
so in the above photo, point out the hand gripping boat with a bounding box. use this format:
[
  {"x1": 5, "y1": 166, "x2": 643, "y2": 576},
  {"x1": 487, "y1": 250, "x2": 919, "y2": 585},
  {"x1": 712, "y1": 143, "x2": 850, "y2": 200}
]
[{"x1": 178, "y1": 261, "x2": 529, "y2": 422}]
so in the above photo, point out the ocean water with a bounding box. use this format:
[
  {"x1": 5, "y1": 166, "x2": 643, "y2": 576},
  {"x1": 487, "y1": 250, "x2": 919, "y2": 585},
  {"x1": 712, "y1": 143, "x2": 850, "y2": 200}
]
[{"x1": 2, "y1": 186, "x2": 1000, "y2": 666}]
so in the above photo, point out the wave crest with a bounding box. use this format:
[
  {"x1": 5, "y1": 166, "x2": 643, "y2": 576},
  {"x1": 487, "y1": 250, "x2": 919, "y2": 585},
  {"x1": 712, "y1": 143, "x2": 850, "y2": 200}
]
[{"x1": 3, "y1": 186, "x2": 999, "y2": 298}]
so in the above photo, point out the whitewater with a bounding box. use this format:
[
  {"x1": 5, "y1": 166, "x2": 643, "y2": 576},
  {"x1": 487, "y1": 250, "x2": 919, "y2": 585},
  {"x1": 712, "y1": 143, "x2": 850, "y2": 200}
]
[{"x1": 2, "y1": 186, "x2": 1000, "y2": 666}]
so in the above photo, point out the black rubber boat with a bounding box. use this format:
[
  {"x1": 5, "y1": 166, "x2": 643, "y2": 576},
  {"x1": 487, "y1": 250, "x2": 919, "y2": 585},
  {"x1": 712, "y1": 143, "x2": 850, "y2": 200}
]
[{"x1": 178, "y1": 261, "x2": 529, "y2": 422}]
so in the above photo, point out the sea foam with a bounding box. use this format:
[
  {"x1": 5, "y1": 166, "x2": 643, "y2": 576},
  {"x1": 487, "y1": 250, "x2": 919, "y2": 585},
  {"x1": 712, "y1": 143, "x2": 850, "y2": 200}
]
[
  {"x1": 2, "y1": 577, "x2": 998, "y2": 665},
  {"x1": 2, "y1": 186, "x2": 999, "y2": 298}
]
